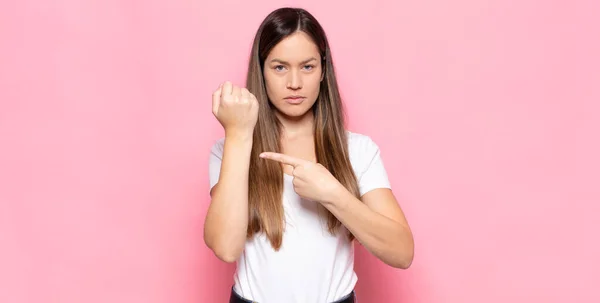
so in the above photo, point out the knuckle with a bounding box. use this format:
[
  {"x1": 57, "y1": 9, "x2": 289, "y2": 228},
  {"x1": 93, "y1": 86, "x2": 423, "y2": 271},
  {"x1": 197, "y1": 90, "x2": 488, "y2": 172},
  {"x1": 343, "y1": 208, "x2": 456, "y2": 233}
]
[{"x1": 222, "y1": 95, "x2": 235, "y2": 103}]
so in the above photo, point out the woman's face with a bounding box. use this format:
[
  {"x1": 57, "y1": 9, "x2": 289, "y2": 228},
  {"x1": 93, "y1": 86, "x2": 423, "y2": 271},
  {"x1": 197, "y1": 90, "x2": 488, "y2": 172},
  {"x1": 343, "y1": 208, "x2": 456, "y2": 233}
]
[{"x1": 263, "y1": 31, "x2": 324, "y2": 119}]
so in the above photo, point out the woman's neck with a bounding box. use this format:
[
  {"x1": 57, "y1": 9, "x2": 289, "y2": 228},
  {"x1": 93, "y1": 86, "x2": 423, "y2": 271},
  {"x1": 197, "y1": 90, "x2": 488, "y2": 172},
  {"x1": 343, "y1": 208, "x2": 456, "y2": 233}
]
[{"x1": 276, "y1": 110, "x2": 314, "y2": 140}]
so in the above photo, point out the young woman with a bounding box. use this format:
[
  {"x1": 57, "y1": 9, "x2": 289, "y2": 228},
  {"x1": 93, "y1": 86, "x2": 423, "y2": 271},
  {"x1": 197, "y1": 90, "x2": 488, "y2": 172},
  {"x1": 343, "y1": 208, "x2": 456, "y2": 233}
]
[{"x1": 205, "y1": 7, "x2": 414, "y2": 303}]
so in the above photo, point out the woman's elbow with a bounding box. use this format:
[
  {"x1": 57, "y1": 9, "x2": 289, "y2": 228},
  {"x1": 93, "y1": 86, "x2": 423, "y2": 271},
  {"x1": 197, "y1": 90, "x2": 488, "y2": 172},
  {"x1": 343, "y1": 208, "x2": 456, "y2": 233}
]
[
  {"x1": 213, "y1": 248, "x2": 240, "y2": 263},
  {"x1": 390, "y1": 242, "x2": 414, "y2": 269},
  {"x1": 204, "y1": 235, "x2": 241, "y2": 263},
  {"x1": 387, "y1": 252, "x2": 414, "y2": 269},
  {"x1": 394, "y1": 254, "x2": 414, "y2": 269}
]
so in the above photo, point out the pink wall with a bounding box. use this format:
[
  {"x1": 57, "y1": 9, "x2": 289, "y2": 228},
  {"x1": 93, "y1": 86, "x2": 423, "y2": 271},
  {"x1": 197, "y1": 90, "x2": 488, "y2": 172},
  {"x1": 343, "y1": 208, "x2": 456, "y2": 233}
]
[{"x1": 1, "y1": 0, "x2": 599, "y2": 302}]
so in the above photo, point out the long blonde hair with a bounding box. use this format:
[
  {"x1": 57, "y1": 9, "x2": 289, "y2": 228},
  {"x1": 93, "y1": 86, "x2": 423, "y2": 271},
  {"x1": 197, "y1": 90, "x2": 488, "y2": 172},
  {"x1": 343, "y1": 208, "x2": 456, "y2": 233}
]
[{"x1": 245, "y1": 7, "x2": 360, "y2": 250}]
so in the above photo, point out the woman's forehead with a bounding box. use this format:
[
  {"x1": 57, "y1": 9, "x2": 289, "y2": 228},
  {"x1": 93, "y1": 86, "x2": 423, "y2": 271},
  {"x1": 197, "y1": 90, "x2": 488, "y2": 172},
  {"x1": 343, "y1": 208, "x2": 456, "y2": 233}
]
[{"x1": 267, "y1": 32, "x2": 321, "y2": 62}]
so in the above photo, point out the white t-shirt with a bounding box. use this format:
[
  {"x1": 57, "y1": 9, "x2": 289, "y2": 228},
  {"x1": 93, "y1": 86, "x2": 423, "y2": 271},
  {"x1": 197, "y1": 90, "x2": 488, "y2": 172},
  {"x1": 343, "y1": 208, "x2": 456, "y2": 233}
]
[{"x1": 208, "y1": 131, "x2": 391, "y2": 303}]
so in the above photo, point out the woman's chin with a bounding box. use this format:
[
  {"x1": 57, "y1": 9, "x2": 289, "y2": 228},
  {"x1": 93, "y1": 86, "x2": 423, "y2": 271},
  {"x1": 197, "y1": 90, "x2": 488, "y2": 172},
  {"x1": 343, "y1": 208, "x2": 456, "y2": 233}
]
[{"x1": 274, "y1": 106, "x2": 313, "y2": 121}]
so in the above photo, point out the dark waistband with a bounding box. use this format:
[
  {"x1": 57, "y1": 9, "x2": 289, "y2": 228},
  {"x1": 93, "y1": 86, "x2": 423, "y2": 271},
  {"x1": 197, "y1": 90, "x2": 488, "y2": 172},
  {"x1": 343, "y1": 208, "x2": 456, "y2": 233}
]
[{"x1": 229, "y1": 287, "x2": 356, "y2": 303}]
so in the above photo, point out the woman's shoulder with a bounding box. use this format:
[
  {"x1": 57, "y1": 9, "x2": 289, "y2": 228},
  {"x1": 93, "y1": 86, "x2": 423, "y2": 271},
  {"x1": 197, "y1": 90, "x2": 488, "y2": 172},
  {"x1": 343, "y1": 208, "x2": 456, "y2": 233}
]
[
  {"x1": 209, "y1": 131, "x2": 381, "y2": 158},
  {"x1": 209, "y1": 137, "x2": 226, "y2": 159},
  {"x1": 212, "y1": 137, "x2": 226, "y2": 147},
  {"x1": 346, "y1": 130, "x2": 380, "y2": 150},
  {"x1": 345, "y1": 130, "x2": 383, "y2": 164}
]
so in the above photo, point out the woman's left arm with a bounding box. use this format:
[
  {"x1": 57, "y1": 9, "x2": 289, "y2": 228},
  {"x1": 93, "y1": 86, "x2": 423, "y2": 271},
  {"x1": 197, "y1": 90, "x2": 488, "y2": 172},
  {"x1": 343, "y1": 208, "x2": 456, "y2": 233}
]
[
  {"x1": 259, "y1": 151, "x2": 414, "y2": 269},
  {"x1": 321, "y1": 186, "x2": 414, "y2": 269}
]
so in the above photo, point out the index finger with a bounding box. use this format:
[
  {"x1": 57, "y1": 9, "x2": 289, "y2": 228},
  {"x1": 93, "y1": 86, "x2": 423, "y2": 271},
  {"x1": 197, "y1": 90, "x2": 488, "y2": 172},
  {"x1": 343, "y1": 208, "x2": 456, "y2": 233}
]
[
  {"x1": 222, "y1": 81, "x2": 233, "y2": 96},
  {"x1": 259, "y1": 152, "x2": 306, "y2": 167},
  {"x1": 212, "y1": 83, "x2": 222, "y2": 113}
]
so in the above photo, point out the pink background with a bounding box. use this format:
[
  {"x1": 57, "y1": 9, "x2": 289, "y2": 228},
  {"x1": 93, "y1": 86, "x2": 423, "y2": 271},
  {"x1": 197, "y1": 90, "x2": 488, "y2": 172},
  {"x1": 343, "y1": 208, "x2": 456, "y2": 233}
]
[{"x1": 1, "y1": 0, "x2": 599, "y2": 302}]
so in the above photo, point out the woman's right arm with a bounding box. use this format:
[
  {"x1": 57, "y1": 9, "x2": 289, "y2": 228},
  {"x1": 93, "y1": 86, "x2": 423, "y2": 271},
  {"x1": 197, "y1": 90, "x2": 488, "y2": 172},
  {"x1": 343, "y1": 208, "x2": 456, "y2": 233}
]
[
  {"x1": 204, "y1": 132, "x2": 253, "y2": 263},
  {"x1": 203, "y1": 82, "x2": 259, "y2": 263}
]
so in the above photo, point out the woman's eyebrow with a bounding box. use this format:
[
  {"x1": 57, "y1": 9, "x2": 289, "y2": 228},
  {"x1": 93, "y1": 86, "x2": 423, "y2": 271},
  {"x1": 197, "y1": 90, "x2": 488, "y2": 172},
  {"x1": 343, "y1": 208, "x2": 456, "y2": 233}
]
[{"x1": 269, "y1": 57, "x2": 318, "y2": 65}]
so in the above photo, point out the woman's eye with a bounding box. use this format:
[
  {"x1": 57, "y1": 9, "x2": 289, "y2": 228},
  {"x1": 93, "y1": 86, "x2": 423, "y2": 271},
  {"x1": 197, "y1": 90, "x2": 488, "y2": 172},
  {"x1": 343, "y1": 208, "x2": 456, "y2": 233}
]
[
  {"x1": 274, "y1": 65, "x2": 285, "y2": 71},
  {"x1": 304, "y1": 65, "x2": 314, "y2": 70}
]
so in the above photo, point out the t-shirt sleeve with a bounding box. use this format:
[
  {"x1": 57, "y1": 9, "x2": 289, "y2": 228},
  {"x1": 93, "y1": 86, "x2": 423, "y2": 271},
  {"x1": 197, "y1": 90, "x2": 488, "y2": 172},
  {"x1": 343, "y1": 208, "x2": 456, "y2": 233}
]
[
  {"x1": 208, "y1": 138, "x2": 225, "y2": 191},
  {"x1": 357, "y1": 136, "x2": 392, "y2": 197}
]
